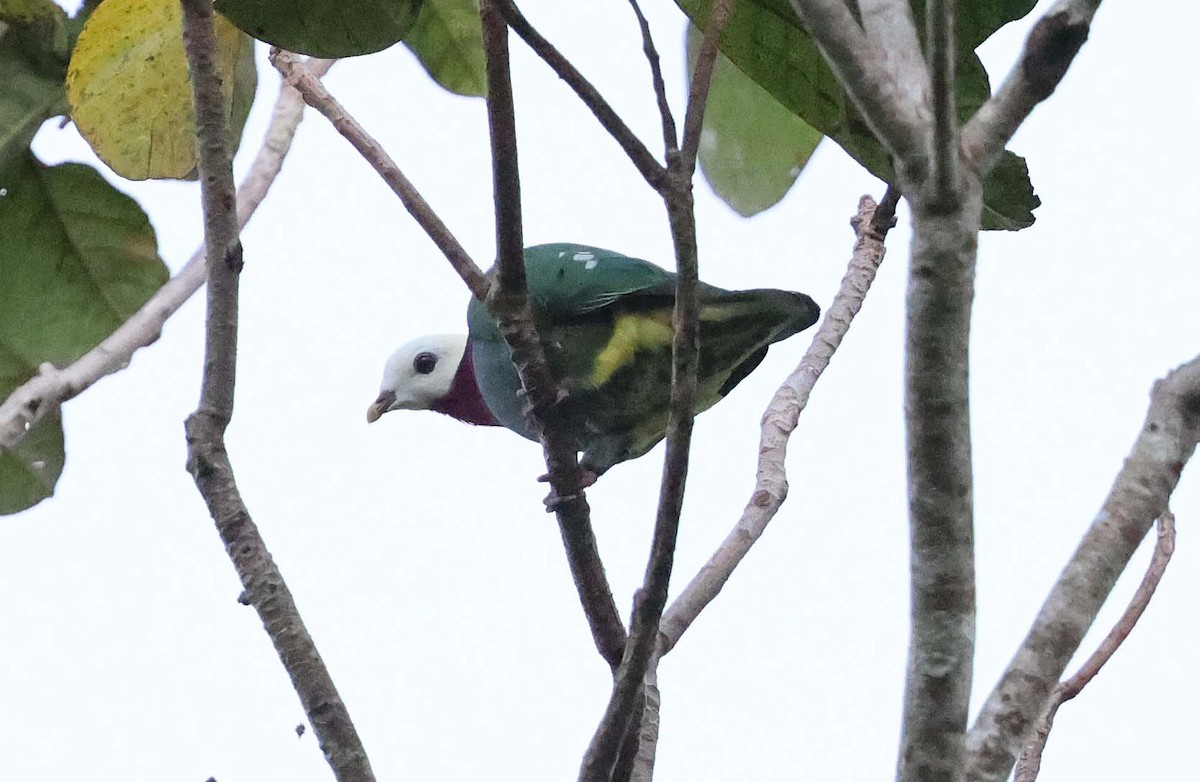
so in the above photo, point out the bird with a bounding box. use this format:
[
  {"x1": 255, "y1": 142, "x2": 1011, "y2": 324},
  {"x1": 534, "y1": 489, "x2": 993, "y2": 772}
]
[{"x1": 367, "y1": 243, "x2": 820, "y2": 491}]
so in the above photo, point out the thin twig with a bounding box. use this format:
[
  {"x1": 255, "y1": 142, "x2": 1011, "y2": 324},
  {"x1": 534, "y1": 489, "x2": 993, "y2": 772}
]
[
  {"x1": 927, "y1": 0, "x2": 958, "y2": 202},
  {"x1": 478, "y1": 0, "x2": 627, "y2": 669},
  {"x1": 626, "y1": 0, "x2": 677, "y2": 153},
  {"x1": 966, "y1": 358, "x2": 1200, "y2": 782},
  {"x1": 579, "y1": 6, "x2": 732, "y2": 773},
  {"x1": 269, "y1": 49, "x2": 490, "y2": 301},
  {"x1": 1059, "y1": 511, "x2": 1177, "y2": 701},
  {"x1": 1012, "y1": 510, "x2": 1176, "y2": 782},
  {"x1": 961, "y1": 0, "x2": 1100, "y2": 174},
  {"x1": 657, "y1": 189, "x2": 896, "y2": 655},
  {"x1": 0, "y1": 60, "x2": 332, "y2": 452},
  {"x1": 179, "y1": 4, "x2": 373, "y2": 781},
  {"x1": 495, "y1": 0, "x2": 666, "y2": 189},
  {"x1": 679, "y1": 0, "x2": 732, "y2": 173}
]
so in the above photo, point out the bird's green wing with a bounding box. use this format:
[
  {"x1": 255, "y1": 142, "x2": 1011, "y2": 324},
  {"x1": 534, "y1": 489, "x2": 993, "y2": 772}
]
[
  {"x1": 467, "y1": 244, "x2": 679, "y2": 341},
  {"x1": 465, "y1": 243, "x2": 820, "y2": 476}
]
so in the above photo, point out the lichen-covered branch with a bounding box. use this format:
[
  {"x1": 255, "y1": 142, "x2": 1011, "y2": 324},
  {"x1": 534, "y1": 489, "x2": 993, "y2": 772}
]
[
  {"x1": 897, "y1": 175, "x2": 982, "y2": 782},
  {"x1": 479, "y1": 0, "x2": 628, "y2": 669},
  {"x1": 961, "y1": 0, "x2": 1100, "y2": 174},
  {"x1": 965, "y1": 357, "x2": 1200, "y2": 782},
  {"x1": 0, "y1": 59, "x2": 332, "y2": 453},
  {"x1": 657, "y1": 190, "x2": 897, "y2": 655},
  {"x1": 269, "y1": 50, "x2": 490, "y2": 301},
  {"x1": 179, "y1": 3, "x2": 373, "y2": 780},
  {"x1": 1013, "y1": 511, "x2": 1176, "y2": 782}
]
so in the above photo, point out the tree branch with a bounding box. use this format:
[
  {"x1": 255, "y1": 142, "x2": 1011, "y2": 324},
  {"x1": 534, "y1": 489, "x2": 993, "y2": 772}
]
[
  {"x1": 578, "y1": 6, "x2": 732, "y2": 773},
  {"x1": 966, "y1": 357, "x2": 1200, "y2": 782},
  {"x1": 961, "y1": 0, "x2": 1099, "y2": 175},
  {"x1": 657, "y1": 189, "x2": 897, "y2": 655},
  {"x1": 1013, "y1": 511, "x2": 1177, "y2": 782},
  {"x1": 625, "y1": 666, "x2": 662, "y2": 782},
  {"x1": 268, "y1": 50, "x2": 490, "y2": 301},
  {"x1": 896, "y1": 173, "x2": 982, "y2": 782},
  {"x1": 789, "y1": 0, "x2": 931, "y2": 177},
  {"x1": 678, "y1": 0, "x2": 732, "y2": 172},
  {"x1": 927, "y1": 0, "x2": 958, "y2": 203},
  {"x1": 478, "y1": 1, "x2": 628, "y2": 669},
  {"x1": 0, "y1": 59, "x2": 332, "y2": 453},
  {"x1": 178, "y1": 3, "x2": 373, "y2": 781},
  {"x1": 626, "y1": 0, "x2": 677, "y2": 154},
  {"x1": 495, "y1": 0, "x2": 667, "y2": 189}
]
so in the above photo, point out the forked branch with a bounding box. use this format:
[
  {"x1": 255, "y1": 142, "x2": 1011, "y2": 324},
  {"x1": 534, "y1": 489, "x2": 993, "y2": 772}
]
[
  {"x1": 962, "y1": 0, "x2": 1100, "y2": 174},
  {"x1": 579, "y1": 5, "x2": 735, "y2": 779},
  {"x1": 966, "y1": 358, "x2": 1200, "y2": 782},
  {"x1": 1014, "y1": 511, "x2": 1177, "y2": 782},
  {"x1": 478, "y1": 0, "x2": 628, "y2": 669},
  {"x1": 269, "y1": 50, "x2": 489, "y2": 300}
]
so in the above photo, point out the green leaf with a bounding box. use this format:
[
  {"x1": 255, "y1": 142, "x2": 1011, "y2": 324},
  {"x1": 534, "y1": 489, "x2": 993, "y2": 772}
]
[
  {"x1": 0, "y1": 154, "x2": 168, "y2": 514},
  {"x1": 0, "y1": 28, "x2": 66, "y2": 172},
  {"x1": 677, "y1": 0, "x2": 1041, "y2": 230},
  {"x1": 215, "y1": 0, "x2": 424, "y2": 58},
  {"x1": 956, "y1": 0, "x2": 1038, "y2": 52},
  {"x1": 0, "y1": 406, "x2": 63, "y2": 516},
  {"x1": 0, "y1": 0, "x2": 61, "y2": 25},
  {"x1": 229, "y1": 27, "x2": 259, "y2": 149},
  {"x1": 687, "y1": 24, "x2": 821, "y2": 217},
  {"x1": 678, "y1": 0, "x2": 845, "y2": 134},
  {"x1": 403, "y1": 0, "x2": 485, "y2": 97},
  {"x1": 66, "y1": 0, "x2": 258, "y2": 181},
  {"x1": 981, "y1": 151, "x2": 1039, "y2": 230}
]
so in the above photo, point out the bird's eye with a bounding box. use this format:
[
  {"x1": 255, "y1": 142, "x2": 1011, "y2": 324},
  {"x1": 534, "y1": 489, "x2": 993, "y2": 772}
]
[{"x1": 413, "y1": 351, "x2": 438, "y2": 375}]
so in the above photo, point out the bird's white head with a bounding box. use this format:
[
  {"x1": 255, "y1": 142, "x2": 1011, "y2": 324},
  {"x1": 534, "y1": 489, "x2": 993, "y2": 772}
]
[{"x1": 367, "y1": 334, "x2": 468, "y2": 423}]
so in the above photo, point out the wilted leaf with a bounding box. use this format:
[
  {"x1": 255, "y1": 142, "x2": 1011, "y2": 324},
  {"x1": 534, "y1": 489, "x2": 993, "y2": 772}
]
[
  {"x1": 404, "y1": 0, "x2": 485, "y2": 97},
  {"x1": 687, "y1": 25, "x2": 821, "y2": 216},
  {"x1": 66, "y1": 0, "x2": 257, "y2": 180},
  {"x1": 215, "y1": 0, "x2": 423, "y2": 58},
  {"x1": 0, "y1": 154, "x2": 167, "y2": 514}
]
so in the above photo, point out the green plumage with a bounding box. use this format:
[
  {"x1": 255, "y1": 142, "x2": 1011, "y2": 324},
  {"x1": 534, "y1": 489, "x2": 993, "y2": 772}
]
[{"x1": 467, "y1": 243, "x2": 820, "y2": 476}]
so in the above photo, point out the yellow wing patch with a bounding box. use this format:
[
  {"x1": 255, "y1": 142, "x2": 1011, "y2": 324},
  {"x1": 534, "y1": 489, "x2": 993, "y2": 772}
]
[{"x1": 591, "y1": 312, "x2": 674, "y2": 387}]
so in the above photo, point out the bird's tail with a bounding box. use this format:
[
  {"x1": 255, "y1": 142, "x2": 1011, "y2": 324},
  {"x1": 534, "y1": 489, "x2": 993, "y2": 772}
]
[
  {"x1": 699, "y1": 288, "x2": 821, "y2": 344},
  {"x1": 692, "y1": 288, "x2": 820, "y2": 398}
]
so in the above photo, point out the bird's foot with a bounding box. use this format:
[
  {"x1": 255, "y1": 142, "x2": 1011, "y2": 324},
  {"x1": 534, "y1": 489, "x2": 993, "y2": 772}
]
[
  {"x1": 516, "y1": 382, "x2": 576, "y2": 418},
  {"x1": 538, "y1": 466, "x2": 600, "y2": 512}
]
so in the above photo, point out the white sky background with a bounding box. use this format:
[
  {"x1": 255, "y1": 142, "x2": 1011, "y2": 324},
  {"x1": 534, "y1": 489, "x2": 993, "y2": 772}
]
[{"x1": 3, "y1": 1, "x2": 1198, "y2": 780}]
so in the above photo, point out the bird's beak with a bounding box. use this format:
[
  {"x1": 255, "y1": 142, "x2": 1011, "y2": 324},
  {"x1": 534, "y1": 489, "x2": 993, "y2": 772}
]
[{"x1": 366, "y1": 390, "x2": 397, "y2": 423}]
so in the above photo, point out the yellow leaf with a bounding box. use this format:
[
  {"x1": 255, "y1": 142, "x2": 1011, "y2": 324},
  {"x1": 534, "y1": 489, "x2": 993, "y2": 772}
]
[{"x1": 66, "y1": 0, "x2": 251, "y2": 180}]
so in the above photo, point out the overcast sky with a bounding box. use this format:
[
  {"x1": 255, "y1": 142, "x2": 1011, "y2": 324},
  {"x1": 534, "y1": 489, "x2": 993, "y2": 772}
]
[{"x1": 3, "y1": 1, "x2": 1198, "y2": 780}]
